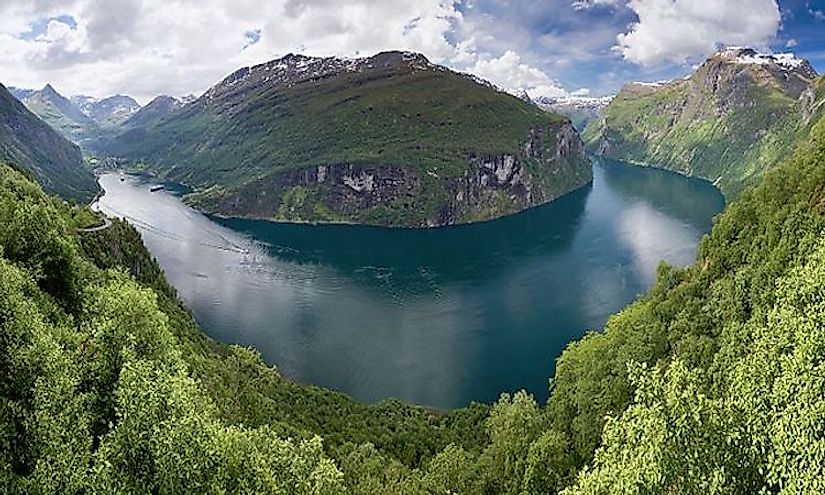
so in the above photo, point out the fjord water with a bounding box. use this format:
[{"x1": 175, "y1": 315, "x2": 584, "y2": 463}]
[{"x1": 94, "y1": 160, "x2": 724, "y2": 409}]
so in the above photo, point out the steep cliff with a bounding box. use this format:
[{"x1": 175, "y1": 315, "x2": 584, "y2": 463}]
[
  {"x1": 109, "y1": 51, "x2": 591, "y2": 227},
  {"x1": 584, "y1": 48, "x2": 823, "y2": 197}
]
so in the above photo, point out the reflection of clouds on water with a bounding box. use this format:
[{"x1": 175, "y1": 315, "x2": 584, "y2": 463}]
[
  {"x1": 616, "y1": 203, "x2": 698, "y2": 285},
  {"x1": 95, "y1": 165, "x2": 723, "y2": 408},
  {"x1": 97, "y1": 174, "x2": 473, "y2": 405}
]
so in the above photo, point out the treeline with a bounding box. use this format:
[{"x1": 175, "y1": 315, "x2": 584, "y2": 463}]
[{"x1": 2, "y1": 108, "x2": 825, "y2": 493}]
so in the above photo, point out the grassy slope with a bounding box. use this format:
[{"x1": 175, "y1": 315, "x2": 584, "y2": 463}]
[
  {"x1": 22, "y1": 89, "x2": 102, "y2": 145},
  {"x1": 584, "y1": 73, "x2": 824, "y2": 198},
  {"x1": 118, "y1": 66, "x2": 563, "y2": 184}
]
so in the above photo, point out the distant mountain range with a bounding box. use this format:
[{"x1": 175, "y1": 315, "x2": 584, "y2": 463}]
[
  {"x1": 106, "y1": 51, "x2": 592, "y2": 227},
  {"x1": 8, "y1": 85, "x2": 190, "y2": 149},
  {"x1": 71, "y1": 94, "x2": 141, "y2": 128},
  {"x1": 584, "y1": 47, "x2": 824, "y2": 197},
  {"x1": 0, "y1": 83, "x2": 97, "y2": 202},
  {"x1": 533, "y1": 95, "x2": 613, "y2": 132},
  {"x1": 120, "y1": 95, "x2": 189, "y2": 130}
]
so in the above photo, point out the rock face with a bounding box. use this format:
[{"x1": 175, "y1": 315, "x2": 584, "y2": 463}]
[
  {"x1": 111, "y1": 50, "x2": 592, "y2": 227},
  {"x1": 194, "y1": 120, "x2": 590, "y2": 227},
  {"x1": 583, "y1": 47, "x2": 822, "y2": 197},
  {"x1": 0, "y1": 83, "x2": 98, "y2": 202}
]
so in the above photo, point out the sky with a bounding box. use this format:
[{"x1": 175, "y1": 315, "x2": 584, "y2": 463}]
[{"x1": 0, "y1": 0, "x2": 822, "y2": 103}]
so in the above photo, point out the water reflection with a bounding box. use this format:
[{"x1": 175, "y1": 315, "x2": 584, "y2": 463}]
[{"x1": 94, "y1": 160, "x2": 724, "y2": 408}]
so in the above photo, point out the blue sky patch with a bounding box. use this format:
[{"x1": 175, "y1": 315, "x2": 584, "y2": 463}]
[{"x1": 19, "y1": 15, "x2": 77, "y2": 41}]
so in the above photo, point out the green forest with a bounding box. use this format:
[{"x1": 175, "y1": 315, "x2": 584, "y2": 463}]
[{"x1": 2, "y1": 113, "x2": 825, "y2": 492}]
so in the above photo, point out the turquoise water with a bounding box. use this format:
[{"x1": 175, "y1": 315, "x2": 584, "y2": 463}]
[{"x1": 95, "y1": 160, "x2": 724, "y2": 409}]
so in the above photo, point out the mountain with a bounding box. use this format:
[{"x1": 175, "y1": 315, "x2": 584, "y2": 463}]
[
  {"x1": 108, "y1": 51, "x2": 591, "y2": 227},
  {"x1": 584, "y1": 47, "x2": 823, "y2": 197},
  {"x1": 12, "y1": 84, "x2": 100, "y2": 144},
  {"x1": 120, "y1": 94, "x2": 184, "y2": 129},
  {"x1": 534, "y1": 95, "x2": 612, "y2": 131},
  {"x1": 0, "y1": 83, "x2": 97, "y2": 202},
  {"x1": 72, "y1": 94, "x2": 140, "y2": 127}
]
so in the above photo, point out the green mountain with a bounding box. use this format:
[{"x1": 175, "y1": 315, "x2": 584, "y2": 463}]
[
  {"x1": 0, "y1": 83, "x2": 97, "y2": 202},
  {"x1": 3, "y1": 94, "x2": 825, "y2": 492},
  {"x1": 11, "y1": 84, "x2": 102, "y2": 145},
  {"x1": 108, "y1": 51, "x2": 591, "y2": 227},
  {"x1": 583, "y1": 47, "x2": 823, "y2": 197}
]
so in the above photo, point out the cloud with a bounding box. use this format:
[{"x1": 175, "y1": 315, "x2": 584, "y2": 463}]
[
  {"x1": 616, "y1": 0, "x2": 781, "y2": 65},
  {"x1": 0, "y1": 0, "x2": 590, "y2": 102},
  {"x1": 468, "y1": 50, "x2": 567, "y2": 99},
  {"x1": 0, "y1": 0, "x2": 464, "y2": 101}
]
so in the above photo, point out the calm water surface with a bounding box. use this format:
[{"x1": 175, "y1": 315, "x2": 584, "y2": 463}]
[{"x1": 94, "y1": 160, "x2": 724, "y2": 409}]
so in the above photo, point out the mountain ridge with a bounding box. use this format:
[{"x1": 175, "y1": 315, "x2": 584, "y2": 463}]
[{"x1": 108, "y1": 50, "x2": 592, "y2": 227}]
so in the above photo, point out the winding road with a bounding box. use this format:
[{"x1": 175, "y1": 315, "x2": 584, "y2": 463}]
[{"x1": 77, "y1": 215, "x2": 112, "y2": 233}]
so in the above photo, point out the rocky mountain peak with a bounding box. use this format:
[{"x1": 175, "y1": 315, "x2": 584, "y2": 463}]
[
  {"x1": 696, "y1": 47, "x2": 818, "y2": 101},
  {"x1": 205, "y1": 50, "x2": 437, "y2": 103},
  {"x1": 41, "y1": 83, "x2": 58, "y2": 94}
]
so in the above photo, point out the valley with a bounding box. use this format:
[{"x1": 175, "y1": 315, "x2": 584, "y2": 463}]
[{"x1": 2, "y1": 4, "x2": 825, "y2": 487}]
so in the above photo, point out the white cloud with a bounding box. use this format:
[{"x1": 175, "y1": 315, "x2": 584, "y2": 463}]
[
  {"x1": 0, "y1": 0, "x2": 578, "y2": 102},
  {"x1": 616, "y1": 0, "x2": 781, "y2": 65},
  {"x1": 467, "y1": 50, "x2": 567, "y2": 99}
]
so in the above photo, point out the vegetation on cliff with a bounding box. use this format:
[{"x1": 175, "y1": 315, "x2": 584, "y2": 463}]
[{"x1": 0, "y1": 84, "x2": 97, "y2": 203}]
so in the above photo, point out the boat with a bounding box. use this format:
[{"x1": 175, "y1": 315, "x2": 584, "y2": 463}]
[{"x1": 150, "y1": 185, "x2": 164, "y2": 192}]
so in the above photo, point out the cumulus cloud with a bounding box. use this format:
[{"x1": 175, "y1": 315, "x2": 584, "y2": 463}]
[
  {"x1": 616, "y1": 0, "x2": 781, "y2": 65},
  {"x1": 468, "y1": 50, "x2": 567, "y2": 98},
  {"x1": 0, "y1": 0, "x2": 576, "y2": 102}
]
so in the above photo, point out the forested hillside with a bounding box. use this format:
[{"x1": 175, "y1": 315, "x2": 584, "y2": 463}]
[{"x1": 2, "y1": 105, "x2": 825, "y2": 492}]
